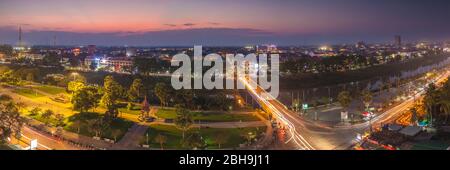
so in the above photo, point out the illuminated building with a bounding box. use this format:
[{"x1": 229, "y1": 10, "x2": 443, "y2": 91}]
[
  {"x1": 85, "y1": 56, "x2": 133, "y2": 73},
  {"x1": 72, "y1": 48, "x2": 81, "y2": 56},
  {"x1": 126, "y1": 47, "x2": 136, "y2": 57}
]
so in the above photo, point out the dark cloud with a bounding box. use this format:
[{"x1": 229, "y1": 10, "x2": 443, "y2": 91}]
[{"x1": 183, "y1": 23, "x2": 196, "y2": 27}]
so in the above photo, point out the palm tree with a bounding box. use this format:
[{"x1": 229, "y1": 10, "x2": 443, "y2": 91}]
[
  {"x1": 361, "y1": 89, "x2": 373, "y2": 111},
  {"x1": 337, "y1": 91, "x2": 352, "y2": 121},
  {"x1": 41, "y1": 109, "x2": 54, "y2": 126},
  {"x1": 424, "y1": 83, "x2": 439, "y2": 126},
  {"x1": 337, "y1": 91, "x2": 352, "y2": 110},
  {"x1": 410, "y1": 107, "x2": 418, "y2": 126},
  {"x1": 361, "y1": 89, "x2": 373, "y2": 132},
  {"x1": 154, "y1": 83, "x2": 170, "y2": 108},
  {"x1": 154, "y1": 134, "x2": 167, "y2": 150},
  {"x1": 291, "y1": 98, "x2": 301, "y2": 112},
  {"x1": 438, "y1": 99, "x2": 450, "y2": 124}
]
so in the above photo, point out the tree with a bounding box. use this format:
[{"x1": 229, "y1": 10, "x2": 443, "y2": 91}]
[
  {"x1": 291, "y1": 98, "x2": 301, "y2": 112},
  {"x1": 424, "y1": 83, "x2": 439, "y2": 126},
  {"x1": 128, "y1": 78, "x2": 144, "y2": 102},
  {"x1": 26, "y1": 73, "x2": 34, "y2": 82},
  {"x1": 154, "y1": 133, "x2": 167, "y2": 150},
  {"x1": 0, "y1": 102, "x2": 24, "y2": 144},
  {"x1": 68, "y1": 57, "x2": 81, "y2": 67},
  {"x1": 0, "y1": 45, "x2": 13, "y2": 56},
  {"x1": 55, "y1": 114, "x2": 65, "y2": 127},
  {"x1": 67, "y1": 81, "x2": 85, "y2": 93},
  {"x1": 87, "y1": 118, "x2": 106, "y2": 137},
  {"x1": 71, "y1": 86, "x2": 101, "y2": 112},
  {"x1": 182, "y1": 132, "x2": 206, "y2": 150},
  {"x1": 410, "y1": 107, "x2": 418, "y2": 126},
  {"x1": 438, "y1": 99, "x2": 450, "y2": 124},
  {"x1": 214, "y1": 92, "x2": 232, "y2": 111},
  {"x1": 361, "y1": 89, "x2": 373, "y2": 111},
  {"x1": 154, "y1": 82, "x2": 170, "y2": 107},
  {"x1": 0, "y1": 94, "x2": 13, "y2": 103},
  {"x1": 71, "y1": 120, "x2": 82, "y2": 133},
  {"x1": 0, "y1": 70, "x2": 20, "y2": 85},
  {"x1": 337, "y1": 91, "x2": 352, "y2": 111},
  {"x1": 41, "y1": 109, "x2": 54, "y2": 125},
  {"x1": 28, "y1": 107, "x2": 41, "y2": 116},
  {"x1": 175, "y1": 90, "x2": 194, "y2": 109},
  {"x1": 42, "y1": 52, "x2": 61, "y2": 66},
  {"x1": 174, "y1": 104, "x2": 193, "y2": 139},
  {"x1": 101, "y1": 76, "x2": 123, "y2": 119},
  {"x1": 140, "y1": 96, "x2": 150, "y2": 119},
  {"x1": 214, "y1": 132, "x2": 229, "y2": 149},
  {"x1": 132, "y1": 57, "x2": 158, "y2": 75}
]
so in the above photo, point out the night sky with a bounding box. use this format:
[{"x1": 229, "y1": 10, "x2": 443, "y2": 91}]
[{"x1": 1, "y1": 0, "x2": 450, "y2": 46}]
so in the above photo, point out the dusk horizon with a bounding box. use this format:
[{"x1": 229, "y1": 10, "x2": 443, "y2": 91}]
[{"x1": 1, "y1": 0, "x2": 450, "y2": 46}]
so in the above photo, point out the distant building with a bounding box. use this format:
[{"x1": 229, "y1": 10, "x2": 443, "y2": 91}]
[
  {"x1": 85, "y1": 56, "x2": 133, "y2": 73},
  {"x1": 87, "y1": 45, "x2": 96, "y2": 55},
  {"x1": 0, "y1": 53, "x2": 6, "y2": 62},
  {"x1": 244, "y1": 45, "x2": 256, "y2": 51},
  {"x1": 444, "y1": 47, "x2": 450, "y2": 53},
  {"x1": 356, "y1": 41, "x2": 367, "y2": 49},
  {"x1": 23, "y1": 53, "x2": 44, "y2": 61},
  {"x1": 258, "y1": 44, "x2": 278, "y2": 53}
]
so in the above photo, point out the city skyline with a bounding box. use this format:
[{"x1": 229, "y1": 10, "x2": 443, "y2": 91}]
[
  {"x1": 1, "y1": 0, "x2": 450, "y2": 46},
  {"x1": 2, "y1": 0, "x2": 450, "y2": 154}
]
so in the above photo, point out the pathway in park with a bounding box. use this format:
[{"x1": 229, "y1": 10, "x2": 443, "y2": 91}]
[
  {"x1": 113, "y1": 108, "x2": 158, "y2": 149},
  {"x1": 2, "y1": 86, "x2": 271, "y2": 150}
]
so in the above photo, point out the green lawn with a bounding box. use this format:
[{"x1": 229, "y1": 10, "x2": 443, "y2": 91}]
[
  {"x1": 141, "y1": 124, "x2": 266, "y2": 149},
  {"x1": 34, "y1": 85, "x2": 67, "y2": 95},
  {"x1": 29, "y1": 114, "x2": 60, "y2": 127},
  {"x1": 118, "y1": 108, "x2": 142, "y2": 115},
  {"x1": 410, "y1": 141, "x2": 450, "y2": 150},
  {"x1": 155, "y1": 109, "x2": 259, "y2": 122},
  {"x1": 13, "y1": 88, "x2": 45, "y2": 98},
  {"x1": 64, "y1": 112, "x2": 134, "y2": 141},
  {"x1": 0, "y1": 144, "x2": 12, "y2": 150}
]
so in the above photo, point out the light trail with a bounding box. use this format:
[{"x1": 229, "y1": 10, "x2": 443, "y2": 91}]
[{"x1": 239, "y1": 77, "x2": 315, "y2": 150}]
